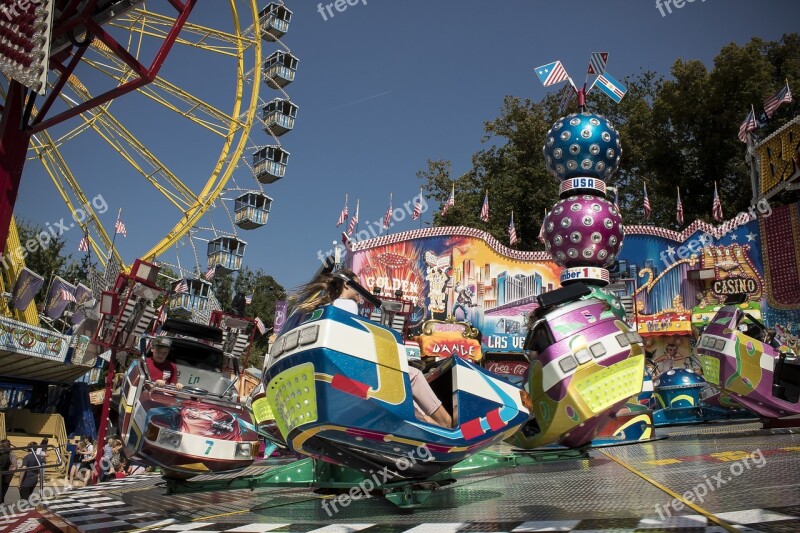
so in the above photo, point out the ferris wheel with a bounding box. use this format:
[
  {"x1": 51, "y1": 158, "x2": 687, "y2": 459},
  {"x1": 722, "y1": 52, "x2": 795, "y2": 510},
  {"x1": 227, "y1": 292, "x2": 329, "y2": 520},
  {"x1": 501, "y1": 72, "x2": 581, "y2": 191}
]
[{"x1": 9, "y1": 1, "x2": 298, "y2": 286}]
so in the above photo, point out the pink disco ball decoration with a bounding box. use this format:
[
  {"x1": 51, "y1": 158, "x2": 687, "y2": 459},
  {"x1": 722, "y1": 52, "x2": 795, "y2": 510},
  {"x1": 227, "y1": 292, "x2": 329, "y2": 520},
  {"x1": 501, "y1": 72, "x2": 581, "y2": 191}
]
[{"x1": 543, "y1": 195, "x2": 623, "y2": 269}]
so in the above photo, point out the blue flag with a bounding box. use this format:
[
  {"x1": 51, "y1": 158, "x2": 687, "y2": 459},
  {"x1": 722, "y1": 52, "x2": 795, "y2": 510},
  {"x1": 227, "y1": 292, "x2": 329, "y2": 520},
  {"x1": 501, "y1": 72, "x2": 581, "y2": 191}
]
[
  {"x1": 11, "y1": 267, "x2": 44, "y2": 311},
  {"x1": 595, "y1": 73, "x2": 627, "y2": 103}
]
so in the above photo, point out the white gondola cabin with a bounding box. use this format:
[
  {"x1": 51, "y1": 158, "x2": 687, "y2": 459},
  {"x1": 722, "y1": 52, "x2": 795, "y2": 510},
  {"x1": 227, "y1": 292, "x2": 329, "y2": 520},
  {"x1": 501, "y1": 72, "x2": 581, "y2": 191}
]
[
  {"x1": 169, "y1": 278, "x2": 212, "y2": 318},
  {"x1": 207, "y1": 237, "x2": 247, "y2": 273},
  {"x1": 262, "y1": 98, "x2": 298, "y2": 137},
  {"x1": 263, "y1": 50, "x2": 298, "y2": 89},
  {"x1": 252, "y1": 145, "x2": 289, "y2": 184},
  {"x1": 235, "y1": 192, "x2": 272, "y2": 230},
  {"x1": 259, "y1": 3, "x2": 292, "y2": 42}
]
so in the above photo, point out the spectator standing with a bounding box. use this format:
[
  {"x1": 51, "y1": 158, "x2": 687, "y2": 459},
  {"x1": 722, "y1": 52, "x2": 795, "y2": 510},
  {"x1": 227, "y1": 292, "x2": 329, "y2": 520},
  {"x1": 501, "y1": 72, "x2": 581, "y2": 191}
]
[
  {"x1": 18, "y1": 442, "x2": 41, "y2": 502},
  {"x1": 0, "y1": 439, "x2": 16, "y2": 503}
]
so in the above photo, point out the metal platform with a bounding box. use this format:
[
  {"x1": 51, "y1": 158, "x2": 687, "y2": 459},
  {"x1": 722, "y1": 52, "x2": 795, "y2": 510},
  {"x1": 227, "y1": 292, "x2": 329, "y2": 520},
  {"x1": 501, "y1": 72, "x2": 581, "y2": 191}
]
[{"x1": 15, "y1": 422, "x2": 800, "y2": 532}]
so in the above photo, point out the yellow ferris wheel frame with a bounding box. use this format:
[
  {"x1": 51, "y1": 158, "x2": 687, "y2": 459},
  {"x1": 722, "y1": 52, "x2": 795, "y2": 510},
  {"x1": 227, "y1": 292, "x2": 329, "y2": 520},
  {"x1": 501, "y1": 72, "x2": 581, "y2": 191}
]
[{"x1": 33, "y1": 0, "x2": 263, "y2": 270}]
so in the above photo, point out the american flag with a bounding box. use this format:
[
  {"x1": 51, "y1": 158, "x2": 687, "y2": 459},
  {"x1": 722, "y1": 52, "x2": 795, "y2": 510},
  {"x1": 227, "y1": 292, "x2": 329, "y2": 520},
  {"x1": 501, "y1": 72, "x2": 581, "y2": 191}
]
[
  {"x1": 114, "y1": 216, "x2": 126, "y2": 237},
  {"x1": 383, "y1": 193, "x2": 393, "y2": 229},
  {"x1": 254, "y1": 316, "x2": 267, "y2": 335},
  {"x1": 204, "y1": 267, "x2": 215, "y2": 280},
  {"x1": 245, "y1": 294, "x2": 253, "y2": 305},
  {"x1": 587, "y1": 52, "x2": 608, "y2": 75},
  {"x1": 77, "y1": 233, "x2": 89, "y2": 252},
  {"x1": 676, "y1": 187, "x2": 684, "y2": 225},
  {"x1": 479, "y1": 192, "x2": 489, "y2": 222},
  {"x1": 764, "y1": 81, "x2": 792, "y2": 118},
  {"x1": 558, "y1": 84, "x2": 573, "y2": 114},
  {"x1": 347, "y1": 199, "x2": 359, "y2": 236},
  {"x1": 412, "y1": 189, "x2": 423, "y2": 220},
  {"x1": 441, "y1": 184, "x2": 455, "y2": 216},
  {"x1": 535, "y1": 60, "x2": 570, "y2": 87},
  {"x1": 613, "y1": 187, "x2": 620, "y2": 211},
  {"x1": 508, "y1": 212, "x2": 518, "y2": 246},
  {"x1": 738, "y1": 105, "x2": 757, "y2": 143},
  {"x1": 60, "y1": 288, "x2": 76, "y2": 302},
  {"x1": 537, "y1": 210, "x2": 547, "y2": 244},
  {"x1": 175, "y1": 279, "x2": 188, "y2": 294},
  {"x1": 341, "y1": 231, "x2": 352, "y2": 249},
  {"x1": 643, "y1": 183, "x2": 652, "y2": 221},
  {"x1": 712, "y1": 182, "x2": 723, "y2": 222},
  {"x1": 336, "y1": 194, "x2": 348, "y2": 227}
]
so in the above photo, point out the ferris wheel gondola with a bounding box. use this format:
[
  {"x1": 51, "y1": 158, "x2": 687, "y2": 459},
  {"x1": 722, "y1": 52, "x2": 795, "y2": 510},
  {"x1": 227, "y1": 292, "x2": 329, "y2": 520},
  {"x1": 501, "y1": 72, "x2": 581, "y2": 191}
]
[
  {"x1": 259, "y1": 2, "x2": 293, "y2": 42},
  {"x1": 234, "y1": 191, "x2": 272, "y2": 230}
]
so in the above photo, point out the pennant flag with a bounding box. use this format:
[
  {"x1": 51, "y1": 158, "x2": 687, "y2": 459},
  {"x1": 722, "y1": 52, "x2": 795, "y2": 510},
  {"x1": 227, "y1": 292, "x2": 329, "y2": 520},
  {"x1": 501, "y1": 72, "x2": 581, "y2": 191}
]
[
  {"x1": 537, "y1": 209, "x2": 547, "y2": 244},
  {"x1": 245, "y1": 293, "x2": 253, "y2": 305},
  {"x1": 441, "y1": 184, "x2": 455, "y2": 216},
  {"x1": 643, "y1": 183, "x2": 652, "y2": 221},
  {"x1": 347, "y1": 199, "x2": 359, "y2": 236},
  {"x1": 274, "y1": 300, "x2": 288, "y2": 334},
  {"x1": 70, "y1": 283, "x2": 93, "y2": 325},
  {"x1": 11, "y1": 267, "x2": 44, "y2": 311},
  {"x1": 535, "y1": 60, "x2": 570, "y2": 87},
  {"x1": 480, "y1": 191, "x2": 490, "y2": 222},
  {"x1": 587, "y1": 52, "x2": 608, "y2": 75},
  {"x1": 508, "y1": 211, "x2": 518, "y2": 246},
  {"x1": 613, "y1": 187, "x2": 620, "y2": 211},
  {"x1": 558, "y1": 84, "x2": 573, "y2": 114},
  {"x1": 78, "y1": 233, "x2": 89, "y2": 252},
  {"x1": 738, "y1": 105, "x2": 757, "y2": 142},
  {"x1": 341, "y1": 231, "x2": 352, "y2": 250},
  {"x1": 594, "y1": 72, "x2": 627, "y2": 103},
  {"x1": 174, "y1": 279, "x2": 188, "y2": 294},
  {"x1": 254, "y1": 316, "x2": 267, "y2": 335},
  {"x1": 44, "y1": 277, "x2": 77, "y2": 319},
  {"x1": 764, "y1": 81, "x2": 792, "y2": 118},
  {"x1": 712, "y1": 181, "x2": 724, "y2": 222},
  {"x1": 204, "y1": 267, "x2": 215, "y2": 280},
  {"x1": 114, "y1": 213, "x2": 127, "y2": 237},
  {"x1": 60, "y1": 288, "x2": 77, "y2": 303},
  {"x1": 336, "y1": 194, "x2": 349, "y2": 227},
  {"x1": 412, "y1": 189, "x2": 423, "y2": 220},
  {"x1": 383, "y1": 193, "x2": 393, "y2": 229},
  {"x1": 676, "y1": 187, "x2": 684, "y2": 225}
]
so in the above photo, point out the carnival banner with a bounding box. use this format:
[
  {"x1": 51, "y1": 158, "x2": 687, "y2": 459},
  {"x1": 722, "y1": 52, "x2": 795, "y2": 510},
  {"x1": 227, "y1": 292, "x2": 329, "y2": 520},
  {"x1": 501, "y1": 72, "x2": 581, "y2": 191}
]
[
  {"x1": 44, "y1": 276, "x2": 77, "y2": 320},
  {"x1": 11, "y1": 267, "x2": 44, "y2": 311},
  {"x1": 70, "y1": 283, "x2": 94, "y2": 325}
]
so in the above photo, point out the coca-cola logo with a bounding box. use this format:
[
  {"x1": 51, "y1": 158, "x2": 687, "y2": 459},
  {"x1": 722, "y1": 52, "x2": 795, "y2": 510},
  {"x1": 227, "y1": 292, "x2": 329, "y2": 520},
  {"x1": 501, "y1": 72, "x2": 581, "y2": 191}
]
[{"x1": 486, "y1": 361, "x2": 528, "y2": 376}]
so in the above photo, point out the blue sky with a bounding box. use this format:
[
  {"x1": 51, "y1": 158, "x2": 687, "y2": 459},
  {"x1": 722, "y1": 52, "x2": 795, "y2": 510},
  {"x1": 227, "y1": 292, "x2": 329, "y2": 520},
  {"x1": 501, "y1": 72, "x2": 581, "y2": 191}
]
[{"x1": 14, "y1": 0, "x2": 800, "y2": 292}]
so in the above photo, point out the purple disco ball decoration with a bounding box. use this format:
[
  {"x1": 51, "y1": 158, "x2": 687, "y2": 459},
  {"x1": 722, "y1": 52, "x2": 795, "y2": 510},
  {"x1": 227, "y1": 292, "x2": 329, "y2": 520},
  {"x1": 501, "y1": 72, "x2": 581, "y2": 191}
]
[
  {"x1": 543, "y1": 112, "x2": 621, "y2": 182},
  {"x1": 543, "y1": 195, "x2": 623, "y2": 269}
]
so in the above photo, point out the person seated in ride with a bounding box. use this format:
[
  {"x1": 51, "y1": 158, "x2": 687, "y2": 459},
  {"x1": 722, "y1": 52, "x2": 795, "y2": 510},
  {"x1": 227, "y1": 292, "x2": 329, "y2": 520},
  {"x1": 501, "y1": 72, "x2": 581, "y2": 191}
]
[
  {"x1": 146, "y1": 337, "x2": 183, "y2": 390},
  {"x1": 295, "y1": 269, "x2": 453, "y2": 429}
]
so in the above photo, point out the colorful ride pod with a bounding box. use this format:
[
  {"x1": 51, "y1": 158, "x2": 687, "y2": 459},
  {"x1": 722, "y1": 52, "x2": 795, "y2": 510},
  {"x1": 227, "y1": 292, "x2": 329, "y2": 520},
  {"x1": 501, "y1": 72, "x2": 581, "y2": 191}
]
[
  {"x1": 168, "y1": 278, "x2": 212, "y2": 318},
  {"x1": 262, "y1": 98, "x2": 298, "y2": 137},
  {"x1": 234, "y1": 192, "x2": 272, "y2": 230},
  {"x1": 263, "y1": 304, "x2": 530, "y2": 481},
  {"x1": 263, "y1": 50, "x2": 298, "y2": 89},
  {"x1": 259, "y1": 2, "x2": 292, "y2": 42},
  {"x1": 252, "y1": 145, "x2": 289, "y2": 184},
  {"x1": 207, "y1": 236, "x2": 246, "y2": 273},
  {"x1": 698, "y1": 304, "x2": 800, "y2": 420}
]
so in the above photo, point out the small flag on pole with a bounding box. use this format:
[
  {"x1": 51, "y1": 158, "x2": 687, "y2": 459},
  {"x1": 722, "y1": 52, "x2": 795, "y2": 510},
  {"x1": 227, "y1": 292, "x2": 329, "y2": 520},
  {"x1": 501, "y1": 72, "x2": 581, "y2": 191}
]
[
  {"x1": 712, "y1": 182, "x2": 724, "y2": 222},
  {"x1": 347, "y1": 199, "x2": 359, "y2": 236},
  {"x1": 535, "y1": 60, "x2": 570, "y2": 87},
  {"x1": 643, "y1": 183, "x2": 652, "y2": 221},
  {"x1": 175, "y1": 279, "x2": 188, "y2": 294},
  {"x1": 594, "y1": 72, "x2": 627, "y2": 103},
  {"x1": 764, "y1": 81, "x2": 792, "y2": 118},
  {"x1": 412, "y1": 188, "x2": 423, "y2": 220},
  {"x1": 558, "y1": 84, "x2": 573, "y2": 114},
  {"x1": 77, "y1": 233, "x2": 89, "y2": 252},
  {"x1": 441, "y1": 184, "x2": 455, "y2": 216},
  {"x1": 254, "y1": 317, "x2": 267, "y2": 335},
  {"x1": 114, "y1": 214, "x2": 127, "y2": 237},
  {"x1": 204, "y1": 267, "x2": 215, "y2": 281},
  {"x1": 587, "y1": 52, "x2": 608, "y2": 75},
  {"x1": 245, "y1": 294, "x2": 253, "y2": 305},
  {"x1": 479, "y1": 191, "x2": 489, "y2": 222},
  {"x1": 613, "y1": 187, "x2": 620, "y2": 211},
  {"x1": 676, "y1": 187, "x2": 684, "y2": 225},
  {"x1": 336, "y1": 194, "x2": 349, "y2": 227},
  {"x1": 738, "y1": 105, "x2": 757, "y2": 142},
  {"x1": 508, "y1": 211, "x2": 518, "y2": 246},
  {"x1": 383, "y1": 193, "x2": 393, "y2": 229},
  {"x1": 60, "y1": 288, "x2": 77, "y2": 303}
]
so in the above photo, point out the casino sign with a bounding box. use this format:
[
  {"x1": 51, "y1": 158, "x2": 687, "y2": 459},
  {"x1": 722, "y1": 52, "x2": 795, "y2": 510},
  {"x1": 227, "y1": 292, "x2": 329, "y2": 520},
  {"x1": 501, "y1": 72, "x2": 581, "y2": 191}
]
[{"x1": 711, "y1": 276, "x2": 759, "y2": 297}]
